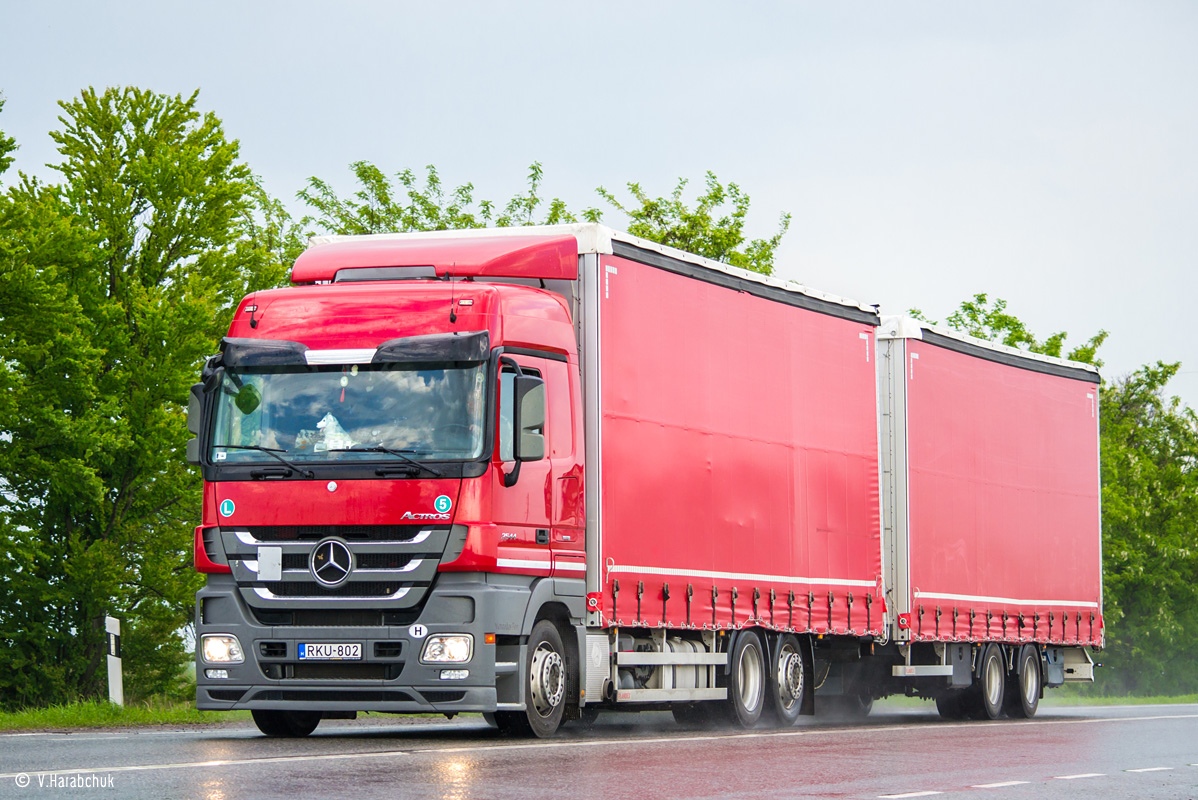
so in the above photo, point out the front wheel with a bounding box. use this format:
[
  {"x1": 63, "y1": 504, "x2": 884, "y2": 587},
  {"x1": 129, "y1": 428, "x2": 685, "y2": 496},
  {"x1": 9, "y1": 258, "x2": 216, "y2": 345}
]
[
  {"x1": 494, "y1": 620, "x2": 568, "y2": 738},
  {"x1": 251, "y1": 709, "x2": 321, "y2": 737}
]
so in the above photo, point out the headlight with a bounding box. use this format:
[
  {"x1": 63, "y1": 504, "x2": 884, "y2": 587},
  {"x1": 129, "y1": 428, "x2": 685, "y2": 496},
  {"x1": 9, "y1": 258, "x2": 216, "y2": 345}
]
[
  {"x1": 421, "y1": 634, "x2": 473, "y2": 663},
  {"x1": 201, "y1": 634, "x2": 244, "y2": 664}
]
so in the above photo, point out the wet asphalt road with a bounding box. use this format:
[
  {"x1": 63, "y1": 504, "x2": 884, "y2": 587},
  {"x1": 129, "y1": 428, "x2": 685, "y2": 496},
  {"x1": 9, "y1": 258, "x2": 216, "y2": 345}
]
[{"x1": 2, "y1": 703, "x2": 1196, "y2": 800}]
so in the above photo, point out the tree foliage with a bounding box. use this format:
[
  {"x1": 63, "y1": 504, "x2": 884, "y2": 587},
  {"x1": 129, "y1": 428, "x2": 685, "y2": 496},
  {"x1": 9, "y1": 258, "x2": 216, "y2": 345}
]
[
  {"x1": 299, "y1": 163, "x2": 788, "y2": 274},
  {"x1": 597, "y1": 172, "x2": 790, "y2": 275},
  {"x1": 0, "y1": 88, "x2": 283, "y2": 709},
  {"x1": 299, "y1": 161, "x2": 587, "y2": 236},
  {"x1": 909, "y1": 292, "x2": 1108, "y2": 366},
  {"x1": 929, "y1": 296, "x2": 1198, "y2": 695},
  {"x1": 1098, "y1": 362, "x2": 1198, "y2": 694}
]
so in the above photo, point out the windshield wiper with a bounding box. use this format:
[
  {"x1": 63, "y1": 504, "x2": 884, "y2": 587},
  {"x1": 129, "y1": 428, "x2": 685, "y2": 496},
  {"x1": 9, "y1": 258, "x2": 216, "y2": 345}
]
[
  {"x1": 325, "y1": 446, "x2": 444, "y2": 477},
  {"x1": 214, "y1": 445, "x2": 315, "y2": 478}
]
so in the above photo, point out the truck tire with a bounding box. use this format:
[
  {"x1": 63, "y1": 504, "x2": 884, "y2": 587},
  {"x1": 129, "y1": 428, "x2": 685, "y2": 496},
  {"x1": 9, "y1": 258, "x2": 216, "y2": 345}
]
[
  {"x1": 967, "y1": 643, "x2": 1005, "y2": 720},
  {"x1": 494, "y1": 620, "x2": 568, "y2": 738},
  {"x1": 251, "y1": 709, "x2": 321, "y2": 737},
  {"x1": 1003, "y1": 644, "x2": 1041, "y2": 719},
  {"x1": 726, "y1": 630, "x2": 766, "y2": 728},
  {"x1": 766, "y1": 634, "x2": 805, "y2": 726}
]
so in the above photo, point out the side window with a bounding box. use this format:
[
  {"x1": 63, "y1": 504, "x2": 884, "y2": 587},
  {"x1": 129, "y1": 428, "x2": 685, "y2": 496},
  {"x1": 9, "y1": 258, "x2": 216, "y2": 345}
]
[{"x1": 498, "y1": 365, "x2": 542, "y2": 462}]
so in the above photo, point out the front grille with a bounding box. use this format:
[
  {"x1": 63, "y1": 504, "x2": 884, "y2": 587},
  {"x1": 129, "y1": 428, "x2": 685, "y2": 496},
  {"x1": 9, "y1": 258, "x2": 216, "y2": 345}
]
[
  {"x1": 374, "y1": 642, "x2": 403, "y2": 658},
  {"x1": 247, "y1": 608, "x2": 422, "y2": 627},
  {"x1": 246, "y1": 525, "x2": 430, "y2": 542},
  {"x1": 292, "y1": 663, "x2": 400, "y2": 680},
  {"x1": 281, "y1": 553, "x2": 415, "y2": 571},
  {"x1": 253, "y1": 689, "x2": 414, "y2": 703},
  {"x1": 260, "y1": 641, "x2": 286, "y2": 658},
  {"x1": 264, "y1": 581, "x2": 406, "y2": 598}
]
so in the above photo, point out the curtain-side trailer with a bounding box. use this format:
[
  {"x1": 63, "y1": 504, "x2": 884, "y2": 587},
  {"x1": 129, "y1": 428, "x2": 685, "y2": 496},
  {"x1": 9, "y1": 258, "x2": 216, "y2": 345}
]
[{"x1": 187, "y1": 224, "x2": 1100, "y2": 737}]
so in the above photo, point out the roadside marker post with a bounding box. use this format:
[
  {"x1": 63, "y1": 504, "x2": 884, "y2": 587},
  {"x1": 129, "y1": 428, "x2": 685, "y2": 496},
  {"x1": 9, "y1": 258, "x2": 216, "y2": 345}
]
[{"x1": 105, "y1": 615, "x2": 123, "y2": 706}]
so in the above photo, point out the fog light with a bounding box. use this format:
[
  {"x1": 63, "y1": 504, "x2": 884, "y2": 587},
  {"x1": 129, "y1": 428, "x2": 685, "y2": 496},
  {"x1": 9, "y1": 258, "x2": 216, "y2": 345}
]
[
  {"x1": 440, "y1": 669, "x2": 469, "y2": 680},
  {"x1": 201, "y1": 634, "x2": 244, "y2": 664},
  {"x1": 205, "y1": 669, "x2": 230, "y2": 680},
  {"x1": 421, "y1": 634, "x2": 473, "y2": 663}
]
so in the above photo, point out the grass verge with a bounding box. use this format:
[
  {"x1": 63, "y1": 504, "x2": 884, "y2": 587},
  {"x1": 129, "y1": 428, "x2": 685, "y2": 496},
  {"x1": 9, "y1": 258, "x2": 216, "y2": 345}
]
[{"x1": 0, "y1": 700, "x2": 251, "y2": 732}]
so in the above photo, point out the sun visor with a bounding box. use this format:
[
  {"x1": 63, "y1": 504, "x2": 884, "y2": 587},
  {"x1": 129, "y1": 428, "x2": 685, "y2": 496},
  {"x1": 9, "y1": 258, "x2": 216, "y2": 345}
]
[
  {"x1": 221, "y1": 337, "x2": 309, "y2": 367},
  {"x1": 372, "y1": 331, "x2": 491, "y2": 364}
]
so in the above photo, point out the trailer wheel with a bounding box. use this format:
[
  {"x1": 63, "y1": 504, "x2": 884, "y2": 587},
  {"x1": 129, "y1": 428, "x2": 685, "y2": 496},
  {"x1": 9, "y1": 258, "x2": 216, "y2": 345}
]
[
  {"x1": 968, "y1": 643, "x2": 1005, "y2": 720},
  {"x1": 251, "y1": 709, "x2": 321, "y2": 737},
  {"x1": 726, "y1": 630, "x2": 766, "y2": 728},
  {"x1": 1003, "y1": 644, "x2": 1041, "y2": 719},
  {"x1": 766, "y1": 634, "x2": 805, "y2": 726},
  {"x1": 494, "y1": 620, "x2": 568, "y2": 738}
]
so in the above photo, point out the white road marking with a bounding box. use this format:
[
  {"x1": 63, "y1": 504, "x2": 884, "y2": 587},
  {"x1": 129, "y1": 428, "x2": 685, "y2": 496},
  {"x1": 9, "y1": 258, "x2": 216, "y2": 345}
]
[
  {"x1": 1053, "y1": 773, "x2": 1105, "y2": 780},
  {"x1": 878, "y1": 793, "x2": 942, "y2": 799},
  {"x1": 3, "y1": 712, "x2": 1197, "y2": 780},
  {"x1": 972, "y1": 781, "x2": 1030, "y2": 788},
  {"x1": 1125, "y1": 767, "x2": 1172, "y2": 772}
]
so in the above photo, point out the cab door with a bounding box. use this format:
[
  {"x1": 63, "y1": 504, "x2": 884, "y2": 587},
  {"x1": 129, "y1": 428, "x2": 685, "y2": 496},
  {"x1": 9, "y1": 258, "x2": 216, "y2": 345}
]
[{"x1": 491, "y1": 353, "x2": 584, "y2": 578}]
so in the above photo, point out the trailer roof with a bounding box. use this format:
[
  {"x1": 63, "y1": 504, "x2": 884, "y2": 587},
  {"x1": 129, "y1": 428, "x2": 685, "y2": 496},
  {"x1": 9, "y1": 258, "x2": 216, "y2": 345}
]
[
  {"x1": 878, "y1": 315, "x2": 1101, "y2": 382},
  {"x1": 296, "y1": 223, "x2": 879, "y2": 321}
]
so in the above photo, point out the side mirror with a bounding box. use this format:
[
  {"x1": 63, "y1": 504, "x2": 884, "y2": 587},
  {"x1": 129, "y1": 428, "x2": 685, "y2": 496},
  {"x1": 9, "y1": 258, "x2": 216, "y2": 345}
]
[
  {"x1": 514, "y1": 375, "x2": 545, "y2": 462},
  {"x1": 187, "y1": 383, "x2": 204, "y2": 435},
  {"x1": 186, "y1": 437, "x2": 201, "y2": 466}
]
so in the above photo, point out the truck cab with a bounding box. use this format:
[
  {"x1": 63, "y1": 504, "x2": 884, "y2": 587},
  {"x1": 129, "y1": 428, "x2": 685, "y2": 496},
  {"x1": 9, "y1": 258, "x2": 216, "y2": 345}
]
[{"x1": 189, "y1": 232, "x2": 587, "y2": 737}]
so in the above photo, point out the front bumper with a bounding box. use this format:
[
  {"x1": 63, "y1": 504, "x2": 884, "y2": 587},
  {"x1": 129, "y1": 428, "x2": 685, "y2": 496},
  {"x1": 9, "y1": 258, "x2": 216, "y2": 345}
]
[{"x1": 195, "y1": 571, "x2": 529, "y2": 714}]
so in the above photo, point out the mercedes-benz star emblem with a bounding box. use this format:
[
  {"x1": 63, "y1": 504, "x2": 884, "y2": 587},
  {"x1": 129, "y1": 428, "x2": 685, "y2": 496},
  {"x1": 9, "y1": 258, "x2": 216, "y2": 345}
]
[{"x1": 309, "y1": 538, "x2": 354, "y2": 587}]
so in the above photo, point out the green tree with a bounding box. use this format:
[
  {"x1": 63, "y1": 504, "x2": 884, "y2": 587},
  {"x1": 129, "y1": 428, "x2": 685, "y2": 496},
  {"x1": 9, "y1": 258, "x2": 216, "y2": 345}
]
[
  {"x1": 597, "y1": 172, "x2": 790, "y2": 275},
  {"x1": 924, "y1": 295, "x2": 1198, "y2": 695},
  {"x1": 909, "y1": 292, "x2": 1107, "y2": 366},
  {"x1": 0, "y1": 87, "x2": 274, "y2": 708},
  {"x1": 1098, "y1": 362, "x2": 1198, "y2": 694},
  {"x1": 299, "y1": 163, "x2": 788, "y2": 274},
  {"x1": 299, "y1": 161, "x2": 585, "y2": 235}
]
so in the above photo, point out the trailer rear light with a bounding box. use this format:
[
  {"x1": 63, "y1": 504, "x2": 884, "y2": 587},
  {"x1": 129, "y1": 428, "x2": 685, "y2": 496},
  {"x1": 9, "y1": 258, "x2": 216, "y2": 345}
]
[
  {"x1": 201, "y1": 634, "x2": 244, "y2": 664},
  {"x1": 195, "y1": 526, "x2": 231, "y2": 574}
]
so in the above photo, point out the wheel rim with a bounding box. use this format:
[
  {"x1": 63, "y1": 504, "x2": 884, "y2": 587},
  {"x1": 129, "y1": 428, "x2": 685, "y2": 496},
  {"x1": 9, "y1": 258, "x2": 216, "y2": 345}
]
[
  {"x1": 738, "y1": 640, "x2": 764, "y2": 713},
  {"x1": 776, "y1": 644, "x2": 803, "y2": 711},
  {"x1": 530, "y1": 642, "x2": 564, "y2": 717},
  {"x1": 1022, "y1": 653, "x2": 1038, "y2": 705},
  {"x1": 984, "y1": 652, "x2": 1002, "y2": 707}
]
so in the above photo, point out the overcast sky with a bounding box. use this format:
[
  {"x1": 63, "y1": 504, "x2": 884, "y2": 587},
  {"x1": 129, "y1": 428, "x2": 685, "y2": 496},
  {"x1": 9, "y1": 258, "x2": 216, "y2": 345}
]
[{"x1": 2, "y1": 1, "x2": 1195, "y2": 408}]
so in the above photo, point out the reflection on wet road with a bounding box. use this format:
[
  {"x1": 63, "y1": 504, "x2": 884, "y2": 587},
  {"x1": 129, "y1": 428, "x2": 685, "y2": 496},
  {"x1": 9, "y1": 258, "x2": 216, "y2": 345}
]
[{"x1": 2, "y1": 704, "x2": 1197, "y2": 799}]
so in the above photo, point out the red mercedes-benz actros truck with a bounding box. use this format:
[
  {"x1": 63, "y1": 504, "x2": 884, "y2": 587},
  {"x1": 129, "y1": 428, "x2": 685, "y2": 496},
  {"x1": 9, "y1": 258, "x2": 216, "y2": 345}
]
[{"x1": 187, "y1": 224, "x2": 1101, "y2": 737}]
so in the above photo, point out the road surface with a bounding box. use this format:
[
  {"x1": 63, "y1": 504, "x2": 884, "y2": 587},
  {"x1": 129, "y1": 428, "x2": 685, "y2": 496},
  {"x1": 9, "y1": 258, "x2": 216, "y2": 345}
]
[{"x1": 2, "y1": 703, "x2": 1196, "y2": 799}]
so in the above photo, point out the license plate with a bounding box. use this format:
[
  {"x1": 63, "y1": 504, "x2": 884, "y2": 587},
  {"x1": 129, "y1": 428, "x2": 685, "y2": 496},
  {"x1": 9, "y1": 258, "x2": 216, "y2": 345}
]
[{"x1": 298, "y1": 643, "x2": 362, "y2": 660}]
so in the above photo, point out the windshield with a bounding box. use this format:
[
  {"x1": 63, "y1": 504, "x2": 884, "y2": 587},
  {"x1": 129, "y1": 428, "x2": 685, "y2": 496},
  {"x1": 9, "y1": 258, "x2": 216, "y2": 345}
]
[{"x1": 210, "y1": 363, "x2": 487, "y2": 463}]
